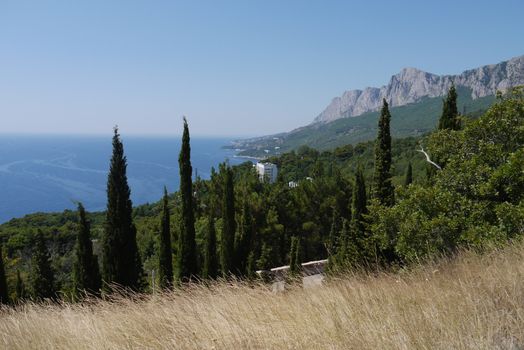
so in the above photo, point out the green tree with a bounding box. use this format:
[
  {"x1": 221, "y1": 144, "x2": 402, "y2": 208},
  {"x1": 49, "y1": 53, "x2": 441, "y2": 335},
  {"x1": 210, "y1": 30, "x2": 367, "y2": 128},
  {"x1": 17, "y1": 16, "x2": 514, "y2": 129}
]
[
  {"x1": 352, "y1": 166, "x2": 368, "y2": 234},
  {"x1": 373, "y1": 99, "x2": 395, "y2": 206},
  {"x1": 202, "y1": 217, "x2": 218, "y2": 279},
  {"x1": 234, "y1": 198, "x2": 253, "y2": 275},
  {"x1": 327, "y1": 208, "x2": 341, "y2": 257},
  {"x1": 102, "y1": 127, "x2": 143, "y2": 290},
  {"x1": 158, "y1": 187, "x2": 173, "y2": 288},
  {"x1": 0, "y1": 243, "x2": 8, "y2": 304},
  {"x1": 15, "y1": 270, "x2": 25, "y2": 302},
  {"x1": 220, "y1": 164, "x2": 236, "y2": 276},
  {"x1": 177, "y1": 117, "x2": 197, "y2": 281},
  {"x1": 289, "y1": 236, "x2": 302, "y2": 275},
  {"x1": 334, "y1": 219, "x2": 360, "y2": 268},
  {"x1": 72, "y1": 203, "x2": 101, "y2": 298},
  {"x1": 30, "y1": 230, "x2": 55, "y2": 300},
  {"x1": 438, "y1": 84, "x2": 460, "y2": 130},
  {"x1": 404, "y1": 162, "x2": 413, "y2": 186}
]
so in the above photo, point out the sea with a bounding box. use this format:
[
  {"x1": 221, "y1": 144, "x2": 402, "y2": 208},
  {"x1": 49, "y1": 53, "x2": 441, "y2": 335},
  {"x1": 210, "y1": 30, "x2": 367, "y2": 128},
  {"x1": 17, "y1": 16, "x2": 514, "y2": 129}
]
[{"x1": 0, "y1": 135, "x2": 245, "y2": 223}]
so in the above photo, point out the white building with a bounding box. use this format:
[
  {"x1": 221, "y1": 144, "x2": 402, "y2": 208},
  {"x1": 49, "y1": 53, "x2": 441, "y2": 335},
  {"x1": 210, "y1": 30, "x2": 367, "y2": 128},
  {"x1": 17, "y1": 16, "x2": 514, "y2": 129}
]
[{"x1": 256, "y1": 162, "x2": 278, "y2": 183}]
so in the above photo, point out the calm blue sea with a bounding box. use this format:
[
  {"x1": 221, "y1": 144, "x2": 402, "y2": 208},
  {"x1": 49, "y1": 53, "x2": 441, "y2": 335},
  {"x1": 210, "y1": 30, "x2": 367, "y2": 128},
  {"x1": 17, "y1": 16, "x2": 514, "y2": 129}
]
[{"x1": 0, "y1": 135, "x2": 244, "y2": 223}]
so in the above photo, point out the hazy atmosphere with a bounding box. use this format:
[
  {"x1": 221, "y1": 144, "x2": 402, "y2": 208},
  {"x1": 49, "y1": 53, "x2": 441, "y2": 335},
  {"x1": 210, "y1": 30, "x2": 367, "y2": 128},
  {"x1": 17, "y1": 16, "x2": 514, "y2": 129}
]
[{"x1": 1, "y1": 0, "x2": 523, "y2": 136}]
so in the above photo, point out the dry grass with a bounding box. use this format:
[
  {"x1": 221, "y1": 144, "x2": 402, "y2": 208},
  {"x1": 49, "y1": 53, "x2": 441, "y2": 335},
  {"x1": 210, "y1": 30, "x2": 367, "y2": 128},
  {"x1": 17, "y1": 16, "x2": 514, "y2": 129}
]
[{"x1": 2, "y1": 244, "x2": 524, "y2": 350}]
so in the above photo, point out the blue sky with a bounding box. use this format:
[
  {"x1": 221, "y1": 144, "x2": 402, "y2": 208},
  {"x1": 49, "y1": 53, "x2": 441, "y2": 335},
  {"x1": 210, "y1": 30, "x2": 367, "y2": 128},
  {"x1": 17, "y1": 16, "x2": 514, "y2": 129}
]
[{"x1": 1, "y1": 0, "x2": 523, "y2": 137}]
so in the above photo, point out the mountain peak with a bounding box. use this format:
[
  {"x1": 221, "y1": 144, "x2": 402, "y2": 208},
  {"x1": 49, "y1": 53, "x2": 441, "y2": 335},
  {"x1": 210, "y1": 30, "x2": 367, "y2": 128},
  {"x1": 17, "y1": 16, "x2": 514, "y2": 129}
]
[{"x1": 313, "y1": 55, "x2": 524, "y2": 123}]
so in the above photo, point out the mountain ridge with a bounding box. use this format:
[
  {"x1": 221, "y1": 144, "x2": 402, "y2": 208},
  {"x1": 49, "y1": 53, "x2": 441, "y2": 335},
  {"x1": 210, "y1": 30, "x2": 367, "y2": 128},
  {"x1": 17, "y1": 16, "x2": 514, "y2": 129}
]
[{"x1": 314, "y1": 55, "x2": 524, "y2": 123}]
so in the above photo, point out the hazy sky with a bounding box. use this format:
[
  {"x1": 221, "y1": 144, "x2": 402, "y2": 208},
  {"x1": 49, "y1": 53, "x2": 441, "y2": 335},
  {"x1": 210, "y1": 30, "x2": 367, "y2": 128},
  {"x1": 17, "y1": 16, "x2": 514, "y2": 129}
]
[{"x1": 1, "y1": 0, "x2": 523, "y2": 137}]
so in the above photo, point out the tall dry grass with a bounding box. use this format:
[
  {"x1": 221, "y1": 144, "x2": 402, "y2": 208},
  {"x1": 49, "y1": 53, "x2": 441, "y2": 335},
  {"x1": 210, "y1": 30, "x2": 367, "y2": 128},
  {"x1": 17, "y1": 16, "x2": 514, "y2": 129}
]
[{"x1": 1, "y1": 243, "x2": 524, "y2": 349}]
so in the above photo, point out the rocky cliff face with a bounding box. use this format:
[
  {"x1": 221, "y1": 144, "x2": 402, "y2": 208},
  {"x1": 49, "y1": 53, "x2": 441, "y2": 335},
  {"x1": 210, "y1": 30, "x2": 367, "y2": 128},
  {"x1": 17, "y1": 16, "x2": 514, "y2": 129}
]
[{"x1": 314, "y1": 55, "x2": 524, "y2": 123}]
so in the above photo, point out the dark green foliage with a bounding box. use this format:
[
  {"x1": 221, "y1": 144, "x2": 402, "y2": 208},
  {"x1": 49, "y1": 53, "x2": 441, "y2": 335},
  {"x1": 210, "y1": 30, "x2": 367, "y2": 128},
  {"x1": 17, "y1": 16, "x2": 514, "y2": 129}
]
[
  {"x1": 30, "y1": 230, "x2": 55, "y2": 300},
  {"x1": 246, "y1": 251, "x2": 256, "y2": 279},
  {"x1": 289, "y1": 236, "x2": 302, "y2": 275},
  {"x1": 1, "y1": 89, "x2": 521, "y2": 294},
  {"x1": 177, "y1": 118, "x2": 198, "y2": 281},
  {"x1": 373, "y1": 99, "x2": 395, "y2": 206},
  {"x1": 257, "y1": 243, "x2": 272, "y2": 271},
  {"x1": 234, "y1": 198, "x2": 253, "y2": 275},
  {"x1": 352, "y1": 166, "x2": 368, "y2": 234},
  {"x1": 0, "y1": 243, "x2": 8, "y2": 303},
  {"x1": 220, "y1": 164, "x2": 236, "y2": 276},
  {"x1": 202, "y1": 217, "x2": 218, "y2": 279},
  {"x1": 15, "y1": 270, "x2": 25, "y2": 302},
  {"x1": 438, "y1": 84, "x2": 460, "y2": 130},
  {"x1": 404, "y1": 162, "x2": 413, "y2": 186},
  {"x1": 332, "y1": 219, "x2": 361, "y2": 268},
  {"x1": 236, "y1": 87, "x2": 494, "y2": 157},
  {"x1": 72, "y1": 203, "x2": 101, "y2": 298},
  {"x1": 330, "y1": 169, "x2": 368, "y2": 270},
  {"x1": 370, "y1": 88, "x2": 524, "y2": 262},
  {"x1": 158, "y1": 187, "x2": 173, "y2": 288},
  {"x1": 102, "y1": 127, "x2": 143, "y2": 290},
  {"x1": 327, "y1": 208, "x2": 341, "y2": 256}
]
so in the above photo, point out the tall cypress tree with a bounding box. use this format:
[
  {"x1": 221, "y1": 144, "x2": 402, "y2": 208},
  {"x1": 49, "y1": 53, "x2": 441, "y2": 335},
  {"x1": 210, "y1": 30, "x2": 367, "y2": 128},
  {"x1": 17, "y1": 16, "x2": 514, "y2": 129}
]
[
  {"x1": 352, "y1": 166, "x2": 368, "y2": 234},
  {"x1": 177, "y1": 117, "x2": 197, "y2": 281},
  {"x1": 15, "y1": 270, "x2": 25, "y2": 302},
  {"x1": 289, "y1": 236, "x2": 302, "y2": 275},
  {"x1": 332, "y1": 218, "x2": 361, "y2": 269},
  {"x1": 438, "y1": 84, "x2": 460, "y2": 130},
  {"x1": 327, "y1": 207, "x2": 341, "y2": 256},
  {"x1": 72, "y1": 203, "x2": 101, "y2": 298},
  {"x1": 404, "y1": 162, "x2": 413, "y2": 186},
  {"x1": 373, "y1": 99, "x2": 394, "y2": 206},
  {"x1": 158, "y1": 187, "x2": 173, "y2": 288},
  {"x1": 220, "y1": 164, "x2": 235, "y2": 276},
  {"x1": 30, "y1": 230, "x2": 55, "y2": 300},
  {"x1": 234, "y1": 198, "x2": 252, "y2": 275},
  {"x1": 0, "y1": 243, "x2": 8, "y2": 304},
  {"x1": 202, "y1": 217, "x2": 218, "y2": 279},
  {"x1": 102, "y1": 127, "x2": 142, "y2": 290}
]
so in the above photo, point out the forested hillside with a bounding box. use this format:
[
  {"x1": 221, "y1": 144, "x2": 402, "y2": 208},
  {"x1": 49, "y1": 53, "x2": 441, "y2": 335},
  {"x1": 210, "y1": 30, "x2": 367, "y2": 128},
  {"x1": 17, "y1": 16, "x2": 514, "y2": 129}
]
[
  {"x1": 0, "y1": 87, "x2": 522, "y2": 302},
  {"x1": 232, "y1": 87, "x2": 495, "y2": 157}
]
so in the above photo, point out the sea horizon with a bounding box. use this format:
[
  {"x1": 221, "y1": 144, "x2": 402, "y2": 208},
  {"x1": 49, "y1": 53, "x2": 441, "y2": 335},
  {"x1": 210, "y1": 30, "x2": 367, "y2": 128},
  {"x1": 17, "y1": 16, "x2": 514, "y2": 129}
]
[{"x1": 0, "y1": 135, "x2": 248, "y2": 223}]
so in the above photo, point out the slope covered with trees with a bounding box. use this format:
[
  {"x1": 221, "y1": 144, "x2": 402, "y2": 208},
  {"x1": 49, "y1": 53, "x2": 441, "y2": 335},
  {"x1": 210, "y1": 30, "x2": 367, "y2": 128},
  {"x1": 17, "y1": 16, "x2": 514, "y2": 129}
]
[{"x1": 0, "y1": 87, "x2": 522, "y2": 301}]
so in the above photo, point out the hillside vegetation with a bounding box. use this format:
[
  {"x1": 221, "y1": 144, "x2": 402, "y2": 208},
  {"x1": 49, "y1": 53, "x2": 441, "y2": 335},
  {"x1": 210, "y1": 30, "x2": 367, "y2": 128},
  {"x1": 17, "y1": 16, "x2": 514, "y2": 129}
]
[
  {"x1": 0, "y1": 87, "x2": 522, "y2": 301},
  {"x1": 233, "y1": 87, "x2": 494, "y2": 157},
  {"x1": 1, "y1": 241, "x2": 523, "y2": 349}
]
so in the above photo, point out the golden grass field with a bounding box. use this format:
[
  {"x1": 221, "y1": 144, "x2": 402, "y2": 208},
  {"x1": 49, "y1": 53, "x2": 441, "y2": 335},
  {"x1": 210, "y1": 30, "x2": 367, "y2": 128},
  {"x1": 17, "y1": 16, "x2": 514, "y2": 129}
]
[{"x1": 1, "y1": 243, "x2": 524, "y2": 350}]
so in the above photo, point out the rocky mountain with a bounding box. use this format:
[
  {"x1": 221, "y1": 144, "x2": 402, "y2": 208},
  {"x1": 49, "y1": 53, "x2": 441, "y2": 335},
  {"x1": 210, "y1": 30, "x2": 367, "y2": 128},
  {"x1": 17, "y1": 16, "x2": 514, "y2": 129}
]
[{"x1": 314, "y1": 55, "x2": 524, "y2": 123}]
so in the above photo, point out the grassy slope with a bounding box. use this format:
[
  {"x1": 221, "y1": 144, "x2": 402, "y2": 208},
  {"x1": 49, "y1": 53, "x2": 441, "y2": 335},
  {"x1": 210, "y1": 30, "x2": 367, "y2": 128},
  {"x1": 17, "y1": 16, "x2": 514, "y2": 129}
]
[
  {"x1": 1, "y1": 240, "x2": 523, "y2": 349},
  {"x1": 238, "y1": 88, "x2": 495, "y2": 157}
]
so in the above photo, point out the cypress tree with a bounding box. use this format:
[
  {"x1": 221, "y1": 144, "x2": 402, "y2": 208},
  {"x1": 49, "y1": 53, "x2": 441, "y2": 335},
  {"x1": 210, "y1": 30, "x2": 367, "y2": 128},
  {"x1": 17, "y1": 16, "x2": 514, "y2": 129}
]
[
  {"x1": 246, "y1": 251, "x2": 256, "y2": 279},
  {"x1": 336, "y1": 219, "x2": 360, "y2": 268},
  {"x1": 158, "y1": 187, "x2": 173, "y2": 288},
  {"x1": 289, "y1": 236, "x2": 302, "y2": 275},
  {"x1": 352, "y1": 166, "x2": 368, "y2": 234},
  {"x1": 177, "y1": 117, "x2": 197, "y2": 281},
  {"x1": 102, "y1": 127, "x2": 142, "y2": 290},
  {"x1": 349, "y1": 167, "x2": 369, "y2": 263},
  {"x1": 15, "y1": 270, "x2": 25, "y2": 302},
  {"x1": 29, "y1": 230, "x2": 55, "y2": 300},
  {"x1": 72, "y1": 203, "x2": 101, "y2": 298},
  {"x1": 234, "y1": 198, "x2": 252, "y2": 275},
  {"x1": 220, "y1": 164, "x2": 235, "y2": 276},
  {"x1": 289, "y1": 237, "x2": 298, "y2": 274},
  {"x1": 438, "y1": 84, "x2": 460, "y2": 130},
  {"x1": 0, "y1": 243, "x2": 8, "y2": 304},
  {"x1": 373, "y1": 99, "x2": 395, "y2": 206},
  {"x1": 404, "y1": 162, "x2": 413, "y2": 186},
  {"x1": 327, "y1": 208, "x2": 341, "y2": 256},
  {"x1": 202, "y1": 217, "x2": 218, "y2": 279}
]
